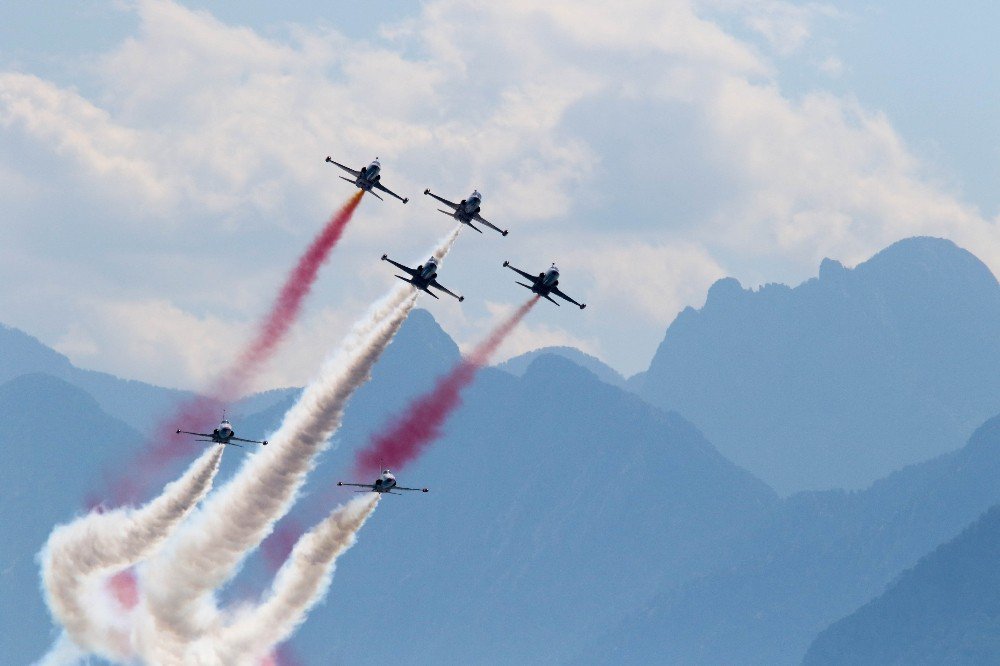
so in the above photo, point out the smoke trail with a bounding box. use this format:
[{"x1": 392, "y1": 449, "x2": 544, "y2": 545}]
[
  {"x1": 255, "y1": 223, "x2": 464, "y2": 574},
  {"x1": 213, "y1": 496, "x2": 379, "y2": 663},
  {"x1": 215, "y1": 189, "x2": 365, "y2": 396},
  {"x1": 109, "y1": 191, "x2": 365, "y2": 504},
  {"x1": 40, "y1": 445, "x2": 224, "y2": 661},
  {"x1": 139, "y1": 289, "x2": 419, "y2": 643},
  {"x1": 138, "y1": 225, "x2": 461, "y2": 647},
  {"x1": 356, "y1": 296, "x2": 538, "y2": 473}
]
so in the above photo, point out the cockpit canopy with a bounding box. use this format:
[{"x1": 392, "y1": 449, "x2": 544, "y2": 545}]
[
  {"x1": 549, "y1": 263, "x2": 560, "y2": 274},
  {"x1": 470, "y1": 189, "x2": 482, "y2": 200},
  {"x1": 382, "y1": 469, "x2": 392, "y2": 475}
]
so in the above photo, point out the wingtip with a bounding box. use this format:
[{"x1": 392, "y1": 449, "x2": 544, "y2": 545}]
[
  {"x1": 175, "y1": 429, "x2": 181, "y2": 434},
  {"x1": 459, "y1": 296, "x2": 465, "y2": 302},
  {"x1": 381, "y1": 254, "x2": 387, "y2": 260},
  {"x1": 502, "y1": 230, "x2": 509, "y2": 236},
  {"x1": 423, "y1": 188, "x2": 430, "y2": 195},
  {"x1": 337, "y1": 482, "x2": 343, "y2": 486},
  {"x1": 422, "y1": 488, "x2": 429, "y2": 493},
  {"x1": 580, "y1": 304, "x2": 587, "y2": 310},
  {"x1": 403, "y1": 198, "x2": 409, "y2": 204},
  {"x1": 502, "y1": 260, "x2": 509, "y2": 267},
  {"x1": 325, "y1": 156, "x2": 332, "y2": 162},
  {"x1": 262, "y1": 440, "x2": 268, "y2": 446}
]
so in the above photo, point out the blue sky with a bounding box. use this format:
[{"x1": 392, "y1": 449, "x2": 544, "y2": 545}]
[{"x1": 1, "y1": 1, "x2": 997, "y2": 389}]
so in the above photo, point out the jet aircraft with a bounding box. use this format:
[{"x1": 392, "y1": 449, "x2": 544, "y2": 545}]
[
  {"x1": 502, "y1": 260, "x2": 587, "y2": 309},
  {"x1": 325, "y1": 156, "x2": 409, "y2": 203},
  {"x1": 176, "y1": 415, "x2": 268, "y2": 447},
  {"x1": 338, "y1": 469, "x2": 428, "y2": 494},
  {"x1": 423, "y1": 188, "x2": 508, "y2": 236},
  {"x1": 382, "y1": 254, "x2": 465, "y2": 302}
]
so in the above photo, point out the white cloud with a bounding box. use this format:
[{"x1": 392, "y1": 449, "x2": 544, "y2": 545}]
[{"x1": 1, "y1": 0, "x2": 997, "y2": 388}]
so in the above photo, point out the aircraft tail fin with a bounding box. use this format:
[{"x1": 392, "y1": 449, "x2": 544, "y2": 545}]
[
  {"x1": 466, "y1": 220, "x2": 483, "y2": 233},
  {"x1": 515, "y1": 281, "x2": 534, "y2": 291},
  {"x1": 395, "y1": 275, "x2": 415, "y2": 286},
  {"x1": 437, "y1": 208, "x2": 454, "y2": 217},
  {"x1": 543, "y1": 293, "x2": 560, "y2": 306},
  {"x1": 338, "y1": 176, "x2": 355, "y2": 185},
  {"x1": 422, "y1": 286, "x2": 440, "y2": 299}
]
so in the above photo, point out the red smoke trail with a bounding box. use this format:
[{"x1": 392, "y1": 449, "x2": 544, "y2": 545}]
[
  {"x1": 214, "y1": 189, "x2": 365, "y2": 397},
  {"x1": 109, "y1": 570, "x2": 139, "y2": 610},
  {"x1": 106, "y1": 190, "x2": 365, "y2": 505},
  {"x1": 355, "y1": 296, "x2": 539, "y2": 474},
  {"x1": 258, "y1": 297, "x2": 538, "y2": 575}
]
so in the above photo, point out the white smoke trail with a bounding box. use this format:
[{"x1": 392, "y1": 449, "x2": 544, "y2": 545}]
[
  {"x1": 139, "y1": 226, "x2": 461, "y2": 647},
  {"x1": 39, "y1": 445, "x2": 224, "y2": 662},
  {"x1": 213, "y1": 495, "x2": 379, "y2": 663}
]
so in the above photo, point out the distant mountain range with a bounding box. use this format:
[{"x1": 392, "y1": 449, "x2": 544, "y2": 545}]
[
  {"x1": 805, "y1": 490, "x2": 1000, "y2": 665},
  {"x1": 3, "y1": 236, "x2": 1000, "y2": 664},
  {"x1": 580, "y1": 414, "x2": 1000, "y2": 665},
  {"x1": 634, "y1": 237, "x2": 1000, "y2": 494}
]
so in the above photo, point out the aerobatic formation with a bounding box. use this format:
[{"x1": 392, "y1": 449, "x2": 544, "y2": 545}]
[{"x1": 38, "y1": 154, "x2": 588, "y2": 664}]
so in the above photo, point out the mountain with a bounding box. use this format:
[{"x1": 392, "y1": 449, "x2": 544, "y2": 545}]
[
  {"x1": 635, "y1": 237, "x2": 1000, "y2": 493},
  {"x1": 0, "y1": 309, "x2": 780, "y2": 664},
  {"x1": 804, "y1": 502, "x2": 1000, "y2": 665},
  {"x1": 0, "y1": 323, "x2": 191, "y2": 430},
  {"x1": 285, "y1": 352, "x2": 777, "y2": 664},
  {"x1": 581, "y1": 414, "x2": 1000, "y2": 665},
  {"x1": 0, "y1": 373, "x2": 142, "y2": 665},
  {"x1": 497, "y1": 346, "x2": 626, "y2": 387}
]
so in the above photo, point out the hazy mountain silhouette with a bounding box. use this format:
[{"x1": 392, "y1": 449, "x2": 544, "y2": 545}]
[
  {"x1": 583, "y1": 415, "x2": 1000, "y2": 665},
  {"x1": 0, "y1": 310, "x2": 777, "y2": 664},
  {"x1": 497, "y1": 346, "x2": 626, "y2": 387},
  {"x1": 805, "y1": 500, "x2": 1000, "y2": 665},
  {"x1": 0, "y1": 324, "x2": 191, "y2": 430},
  {"x1": 0, "y1": 373, "x2": 141, "y2": 664},
  {"x1": 285, "y1": 351, "x2": 776, "y2": 663},
  {"x1": 635, "y1": 237, "x2": 1000, "y2": 493}
]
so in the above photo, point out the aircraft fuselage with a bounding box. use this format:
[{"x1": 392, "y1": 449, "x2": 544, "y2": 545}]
[
  {"x1": 372, "y1": 472, "x2": 398, "y2": 493},
  {"x1": 450, "y1": 191, "x2": 482, "y2": 222},
  {"x1": 212, "y1": 421, "x2": 235, "y2": 444},
  {"x1": 353, "y1": 161, "x2": 382, "y2": 191},
  {"x1": 405, "y1": 257, "x2": 439, "y2": 290}
]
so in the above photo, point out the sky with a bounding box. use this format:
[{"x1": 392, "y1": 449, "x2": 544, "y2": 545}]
[{"x1": 1, "y1": 0, "x2": 997, "y2": 391}]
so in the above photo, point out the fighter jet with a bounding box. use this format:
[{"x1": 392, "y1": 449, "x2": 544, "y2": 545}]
[
  {"x1": 338, "y1": 469, "x2": 428, "y2": 495},
  {"x1": 176, "y1": 414, "x2": 268, "y2": 448},
  {"x1": 423, "y1": 188, "x2": 508, "y2": 236},
  {"x1": 325, "y1": 156, "x2": 409, "y2": 203},
  {"x1": 502, "y1": 260, "x2": 587, "y2": 309},
  {"x1": 382, "y1": 254, "x2": 465, "y2": 302}
]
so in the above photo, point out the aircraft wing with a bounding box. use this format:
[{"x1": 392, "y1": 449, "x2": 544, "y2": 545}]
[
  {"x1": 430, "y1": 279, "x2": 464, "y2": 302},
  {"x1": 424, "y1": 190, "x2": 459, "y2": 209},
  {"x1": 177, "y1": 429, "x2": 214, "y2": 438},
  {"x1": 231, "y1": 436, "x2": 267, "y2": 445},
  {"x1": 394, "y1": 485, "x2": 429, "y2": 492},
  {"x1": 382, "y1": 255, "x2": 418, "y2": 276},
  {"x1": 503, "y1": 261, "x2": 538, "y2": 283},
  {"x1": 551, "y1": 285, "x2": 587, "y2": 310},
  {"x1": 373, "y1": 181, "x2": 409, "y2": 204},
  {"x1": 325, "y1": 157, "x2": 361, "y2": 177},
  {"x1": 473, "y1": 213, "x2": 508, "y2": 236},
  {"x1": 337, "y1": 482, "x2": 375, "y2": 490}
]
